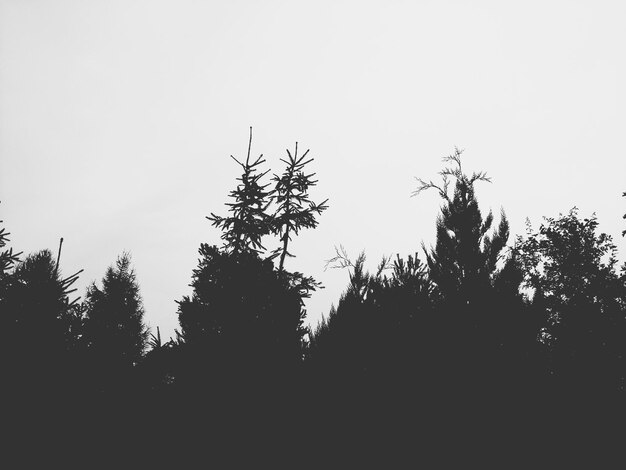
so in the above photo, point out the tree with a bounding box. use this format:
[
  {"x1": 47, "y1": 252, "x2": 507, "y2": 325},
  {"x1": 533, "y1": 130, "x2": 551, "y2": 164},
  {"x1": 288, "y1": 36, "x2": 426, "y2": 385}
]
[
  {"x1": 413, "y1": 148, "x2": 510, "y2": 307},
  {"x1": 622, "y1": 191, "x2": 625, "y2": 237},
  {"x1": 176, "y1": 130, "x2": 328, "y2": 395},
  {"x1": 270, "y1": 143, "x2": 328, "y2": 271},
  {"x1": 515, "y1": 208, "x2": 626, "y2": 394},
  {"x1": 0, "y1": 245, "x2": 82, "y2": 397},
  {"x1": 308, "y1": 248, "x2": 436, "y2": 396},
  {"x1": 0, "y1": 202, "x2": 21, "y2": 319},
  {"x1": 82, "y1": 253, "x2": 149, "y2": 392},
  {"x1": 177, "y1": 245, "x2": 305, "y2": 387},
  {"x1": 413, "y1": 148, "x2": 526, "y2": 395},
  {"x1": 207, "y1": 128, "x2": 272, "y2": 255},
  {"x1": 0, "y1": 202, "x2": 21, "y2": 277}
]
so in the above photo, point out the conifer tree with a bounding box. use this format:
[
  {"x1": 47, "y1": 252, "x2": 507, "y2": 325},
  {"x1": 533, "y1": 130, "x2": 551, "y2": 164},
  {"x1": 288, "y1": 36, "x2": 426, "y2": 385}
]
[
  {"x1": 413, "y1": 149, "x2": 523, "y2": 394},
  {"x1": 309, "y1": 248, "x2": 435, "y2": 396},
  {"x1": 177, "y1": 130, "x2": 328, "y2": 393},
  {"x1": 1, "y1": 245, "x2": 82, "y2": 397},
  {"x1": 0, "y1": 202, "x2": 21, "y2": 277},
  {"x1": 622, "y1": 191, "x2": 625, "y2": 237},
  {"x1": 270, "y1": 143, "x2": 328, "y2": 271},
  {"x1": 207, "y1": 128, "x2": 272, "y2": 255},
  {"x1": 82, "y1": 253, "x2": 149, "y2": 391},
  {"x1": 0, "y1": 203, "x2": 21, "y2": 317},
  {"x1": 413, "y1": 148, "x2": 510, "y2": 307}
]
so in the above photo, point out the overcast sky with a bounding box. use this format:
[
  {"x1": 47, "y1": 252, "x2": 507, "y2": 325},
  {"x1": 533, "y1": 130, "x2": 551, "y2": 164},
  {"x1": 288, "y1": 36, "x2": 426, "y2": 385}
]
[{"x1": 1, "y1": 0, "x2": 625, "y2": 339}]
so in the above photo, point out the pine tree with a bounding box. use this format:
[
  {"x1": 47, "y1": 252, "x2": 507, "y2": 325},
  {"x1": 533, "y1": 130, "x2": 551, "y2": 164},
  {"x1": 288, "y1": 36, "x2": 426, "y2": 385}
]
[
  {"x1": 270, "y1": 143, "x2": 328, "y2": 271},
  {"x1": 82, "y1": 253, "x2": 149, "y2": 392},
  {"x1": 622, "y1": 191, "x2": 625, "y2": 237},
  {"x1": 176, "y1": 130, "x2": 328, "y2": 396},
  {"x1": 207, "y1": 128, "x2": 272, "y2": 255},
  {"x1": 1, "y1": 244, "x2": 82, "y2": 398},
  {"x1": 0, "y1": 202, "x2": 21, "y2": 318},
  {"x1": 0, "y1": 202, "x2": 21, "y2": 277}
]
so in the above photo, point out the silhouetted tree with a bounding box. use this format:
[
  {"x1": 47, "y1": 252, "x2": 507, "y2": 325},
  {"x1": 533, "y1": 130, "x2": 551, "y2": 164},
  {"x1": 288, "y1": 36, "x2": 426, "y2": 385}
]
[
  {"x1": 0, "y1": 204, "x2": 21, "y2": 318},
  {"x1": 0, "y1": 202, "x2": 21, "y2": 277},
  {"x1": 139, "y1": 327, "x2": 185, "y2": 395},
  {"x1": 177, "y1": 245, "x2": 306, "y2": 386},
  {"x1": 515, "y1": 209, "x2": 626, "y2": 394},
  {"x1": 270, "y1": 143, "x2": 328, "y2": 271},
  {"x1": 82, "y1": 253, "x2": 149, "y2": 393},
  {"x1": 414, "y1": 148, "x2": 510, "y2": 307},
  {"x1": 207, "y1": 128, "x2": 272, "y2": 255},
  {"x1": 413, "y1": 149, "x2": 523, "y2": 394},
  {"x1": 1, "y1": 246, "x2": 82, "y2": 397},
  {"x1": 308, "y1": 248, "x2": 436, "y2": 400},
  {"x1": 176, "y1": 130, "x2": 327, "y2": 400},
  {"x1": 623, "y1": 191, "x2": 625, "y2": 237}
]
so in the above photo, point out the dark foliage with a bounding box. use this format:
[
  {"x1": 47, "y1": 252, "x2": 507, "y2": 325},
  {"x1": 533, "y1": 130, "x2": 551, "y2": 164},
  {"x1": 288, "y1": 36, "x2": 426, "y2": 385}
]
[
  {"x1": 623, "y1": 191, "x2": 626, "y2": 237},
  {"x1": 270, "y1": 142, "x2": 328, "y2": 270},
  {"x1": 308, "y1": 250, "x2": 436, "y2": 401},
  {"x1": 516, "y1": 208, "x2": 626, "y2": 394},
  {"x1": 82, "y1": 253, "x2": 149, "y2": 393},
  {"x1": 176, "y1": 245, "x2": 306, "y2": 387},
  {"x1": 174, "y1": 130, "x2": 327, "y2": 401},
  {"x1": 4, "y1": 144, "x2": 626, "y2": 455},
  {"x1": 411, "y1": 149, "x2": 535, "y2": 397},
  {"x1": 207, "y1": 128, "x2": 273, "y2": 255},
  {"x1": 0, "y1": 202, "x2": 21, "y2": 276},
  {"x1": 0, "y1": 247, "x2": 82, "y2": 399}
]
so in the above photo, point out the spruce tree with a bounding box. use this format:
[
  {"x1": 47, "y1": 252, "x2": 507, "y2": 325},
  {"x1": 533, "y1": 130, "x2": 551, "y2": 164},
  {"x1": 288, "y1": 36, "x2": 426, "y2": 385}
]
[
  {"x1": 207, "y1": 128, "x2": 272, "y2": 255},
  {"x1": 1, "y1": 245, "x2": 82, "y2": 397},
  {"x1": 0, "y1": 202, "x2": 21, "y2": 277},
  {"x1": 82, "y1": 253, "x2": 149, "y2": 392},
  {"x1": 622, "y1": 191, "x2": 625, "y2": 237},
  {"x1": 177, "y1": 130, "x2": 328, "y2": 395},
  {"x1": 270, "y1": 143, "x2": 328, "y2": 271}
]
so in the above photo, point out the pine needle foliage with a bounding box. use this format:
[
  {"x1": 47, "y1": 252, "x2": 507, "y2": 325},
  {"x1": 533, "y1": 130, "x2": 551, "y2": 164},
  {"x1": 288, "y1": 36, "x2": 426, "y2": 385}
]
[
  {"x1": 207, "y1": 128, "x2": 272, "y2": 255},
  {"x1": 83, "y1": 253, "x2": 149, "y2": 370},
  {"x1": 270, "y1": 143, "x2": 328, "y2": 271}
]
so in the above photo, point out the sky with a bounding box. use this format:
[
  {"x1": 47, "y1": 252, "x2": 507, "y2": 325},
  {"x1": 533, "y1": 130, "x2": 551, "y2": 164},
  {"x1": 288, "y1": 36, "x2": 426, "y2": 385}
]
[{"x1": 1, "y1": 0, "x2": 625, "y2": 339}]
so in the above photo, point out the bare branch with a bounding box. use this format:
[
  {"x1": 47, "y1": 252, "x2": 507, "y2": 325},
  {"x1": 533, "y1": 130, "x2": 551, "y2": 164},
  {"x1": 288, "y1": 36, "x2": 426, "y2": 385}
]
[
  {"x1": 324, "y1": 244, "x2": 354, "y2": 271},
  {"x1": 412, "y1": 177, "x2": 450, "y2": 201}
]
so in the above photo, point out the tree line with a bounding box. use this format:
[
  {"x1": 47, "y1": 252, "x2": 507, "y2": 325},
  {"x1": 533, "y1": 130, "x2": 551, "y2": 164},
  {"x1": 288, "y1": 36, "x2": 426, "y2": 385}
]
[{"x1": 2, "y1": 132, "x2": 626, "y2": 444}]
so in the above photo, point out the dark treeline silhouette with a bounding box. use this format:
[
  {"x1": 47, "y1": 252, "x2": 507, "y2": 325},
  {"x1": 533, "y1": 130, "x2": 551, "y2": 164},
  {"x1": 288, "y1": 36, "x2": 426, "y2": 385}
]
[{"x1": 2, "y1": 139, "x2": 626, "y2": 457}]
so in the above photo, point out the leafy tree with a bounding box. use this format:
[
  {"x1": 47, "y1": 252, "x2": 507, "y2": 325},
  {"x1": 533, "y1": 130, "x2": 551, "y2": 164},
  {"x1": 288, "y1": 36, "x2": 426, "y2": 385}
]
[
  {"x1": 515, "y1": 208, "x2": 626, "y2": 393},
  {"x1": 82, "y1": 253, "x2": 149, "y2": 391}
]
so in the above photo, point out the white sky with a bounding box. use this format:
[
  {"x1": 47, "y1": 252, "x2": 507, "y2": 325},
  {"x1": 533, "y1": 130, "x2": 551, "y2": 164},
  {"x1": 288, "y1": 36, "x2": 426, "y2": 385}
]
[{"x1": 1, "y1": 0, "x2": 625, "y2": 339}]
